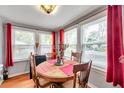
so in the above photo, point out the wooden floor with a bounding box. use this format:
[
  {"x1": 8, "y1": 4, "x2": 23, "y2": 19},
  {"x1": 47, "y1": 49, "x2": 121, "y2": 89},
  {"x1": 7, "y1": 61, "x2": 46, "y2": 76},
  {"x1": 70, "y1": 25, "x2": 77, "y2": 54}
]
[
  {"x1": 0, "y1": 74, "x2": 89, "y2": 88},
  {"x1": 0, "y1": 74, "x2": 34, "y2": 88},
  {"x1": 0, "y1": 74, "x2": 74, "y2": 88}
]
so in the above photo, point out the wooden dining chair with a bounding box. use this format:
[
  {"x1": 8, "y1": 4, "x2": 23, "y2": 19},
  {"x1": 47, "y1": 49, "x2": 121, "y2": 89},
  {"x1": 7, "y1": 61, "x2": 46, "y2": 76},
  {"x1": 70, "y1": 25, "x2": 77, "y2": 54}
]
[
  {"x1": 30, "y1": 53, "x2": 50, "y2": 88},
  {"x1": 63, "y1": 60, "x2": 92, "y2": 88},
  {"x1": 73, "y1": 60, "x2": 92, "y2": 88},
  {"x1": 71, "y1": 51, "x2": 82, "y2": 63},
  {"x1": 30, "y1": 53, "x2": 38, "y2": 87},
  {"x1": 34, "y1": 55, "x2": 47, "y2": 66},
  {"x1": 30, "y1": 54, "x2": 47, "y2": 79}
]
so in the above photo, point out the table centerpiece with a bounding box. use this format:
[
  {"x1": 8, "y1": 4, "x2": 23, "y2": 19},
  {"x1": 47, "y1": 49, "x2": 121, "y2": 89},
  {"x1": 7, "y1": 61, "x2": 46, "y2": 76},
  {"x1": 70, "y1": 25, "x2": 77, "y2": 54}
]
[{"x1": 54, "y1": 44, "x2": 69, "y2": 66}]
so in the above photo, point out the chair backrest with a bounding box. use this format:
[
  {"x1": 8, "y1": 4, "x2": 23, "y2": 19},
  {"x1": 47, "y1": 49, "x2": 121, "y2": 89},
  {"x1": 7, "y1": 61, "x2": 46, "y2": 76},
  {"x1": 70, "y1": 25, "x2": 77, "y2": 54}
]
[
  {"x1": 35, "y1": 55, "x2": 47, "y2": 66},
  {"x1": 71, "y1": 51, "x2": 82, "y2": 63},
  {"x1": 30, "y1": 53, "x2": 47, "y2": 78},
  {"x1": 73, "y1": 60, "x2": 92, "y2": 88},
  {"x1": 30, "y1": 53, "x2": 47, "y2": 87}
]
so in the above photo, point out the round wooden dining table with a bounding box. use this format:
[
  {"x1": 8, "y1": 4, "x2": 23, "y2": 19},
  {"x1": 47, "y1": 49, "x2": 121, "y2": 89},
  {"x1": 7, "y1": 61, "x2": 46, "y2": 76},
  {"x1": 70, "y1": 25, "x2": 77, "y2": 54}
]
[{"x1": 36, "y1": 59, "x2": 78, "y2": 87}]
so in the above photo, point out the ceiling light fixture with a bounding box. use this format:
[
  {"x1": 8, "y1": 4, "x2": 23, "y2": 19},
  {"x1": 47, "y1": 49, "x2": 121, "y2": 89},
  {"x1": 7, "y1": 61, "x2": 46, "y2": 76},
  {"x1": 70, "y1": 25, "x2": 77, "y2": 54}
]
[{"x1": 40, "y1": 5, "x2": 57, "y2": 14}]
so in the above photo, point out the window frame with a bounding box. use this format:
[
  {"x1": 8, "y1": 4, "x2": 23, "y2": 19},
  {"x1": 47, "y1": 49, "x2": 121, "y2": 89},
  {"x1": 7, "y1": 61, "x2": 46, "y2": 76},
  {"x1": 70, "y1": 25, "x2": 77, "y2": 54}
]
[
  {"x1": 64, "y1": 10, "x2": 107, "y2": 71},
  {"x1": 12, "y1": 26, "x2": 53, "y2": 62},
  {"x1": 38, "y1": 31, "x2": 52, "y2": 55},
  {"x1": 12, "y1": 26, "x2": 36, "y2": 62},
  {"x1": 64, "y1": 25, "x2": 78, "y2": 59},
  {"x1": 80, "y1": 10, "x2": 107, "y2": 71}
]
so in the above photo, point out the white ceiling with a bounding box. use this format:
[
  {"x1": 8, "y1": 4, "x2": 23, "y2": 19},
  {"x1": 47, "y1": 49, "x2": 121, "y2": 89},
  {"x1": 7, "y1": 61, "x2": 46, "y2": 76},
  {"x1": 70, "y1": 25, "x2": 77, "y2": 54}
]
[{"x1": 0, "y1": 5, "x2": 103, "y2": 31}]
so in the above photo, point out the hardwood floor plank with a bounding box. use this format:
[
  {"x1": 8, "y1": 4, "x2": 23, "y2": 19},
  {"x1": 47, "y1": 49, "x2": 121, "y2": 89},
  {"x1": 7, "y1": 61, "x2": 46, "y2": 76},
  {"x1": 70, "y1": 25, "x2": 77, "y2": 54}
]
[
  {"x1": 0, "y1": 73, "x2": 89, "y2": 88},
  {"x1": 0, "y1": 74, "x2": 34, "y2": 88}
]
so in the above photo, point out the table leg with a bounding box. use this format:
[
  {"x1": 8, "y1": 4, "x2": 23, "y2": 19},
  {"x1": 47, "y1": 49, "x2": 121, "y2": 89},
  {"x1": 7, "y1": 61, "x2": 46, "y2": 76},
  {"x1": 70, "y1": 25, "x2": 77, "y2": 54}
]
[{"x1": 50, "y1": 82, "x2": 64, "y2": 88}]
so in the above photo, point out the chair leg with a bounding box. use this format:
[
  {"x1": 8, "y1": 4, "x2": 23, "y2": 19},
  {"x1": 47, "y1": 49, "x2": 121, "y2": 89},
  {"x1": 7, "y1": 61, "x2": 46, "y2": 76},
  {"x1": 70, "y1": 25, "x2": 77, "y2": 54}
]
[
  {"x1": 50, "y1": 83, "x2": 57, "y2": 88},
  {"x1": 50, "y1": 83, "x2": 63, "y2": 88},
  {"x1": 33, "y1": 81, "x2": 39, "y2": 88},
  {"x1": 34, "y1": 84, "x2": 38, "y2": 88},
  {"x1": 85, "y1": 84, "x2": 88, "y2": 88},
  {"x1": 79, "y1": 83, "x2": 88, "y2": 88}
]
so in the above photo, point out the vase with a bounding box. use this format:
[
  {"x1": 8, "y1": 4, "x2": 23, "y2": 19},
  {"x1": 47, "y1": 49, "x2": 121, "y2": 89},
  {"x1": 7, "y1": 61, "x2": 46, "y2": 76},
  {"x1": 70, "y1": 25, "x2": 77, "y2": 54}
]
[{"x1": 55, "y1": 57, "x2": 64, "y2": 66}]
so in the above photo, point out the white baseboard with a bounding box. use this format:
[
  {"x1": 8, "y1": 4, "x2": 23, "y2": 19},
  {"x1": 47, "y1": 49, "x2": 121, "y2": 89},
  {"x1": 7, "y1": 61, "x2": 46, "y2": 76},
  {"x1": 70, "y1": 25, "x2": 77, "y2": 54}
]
[
  {"x1": 88, "y1": 82, "x2": 97, "y2": 88},
  {"x1": 8, "y1": 71, "x2": 29, "y2": 78}
]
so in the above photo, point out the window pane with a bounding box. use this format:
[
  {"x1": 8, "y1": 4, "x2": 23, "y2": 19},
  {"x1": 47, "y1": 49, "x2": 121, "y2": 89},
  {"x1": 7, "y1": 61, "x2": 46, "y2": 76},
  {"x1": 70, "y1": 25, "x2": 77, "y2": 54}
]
[
  {"x1": 64, "y1": 28, "x2": 77, "y2": 58},
  {"x1": 82, "y1": 16, "x2": 107, "y2": 69},
  {"x1": 40, "y1": 45, "x2": 52, "y2": 55},
  {"x1": 39, "y1": 33, "x2": 52, "y2": 54},
  {"x1": 13, "y1": 45, "x2": 34, "y2": 61},
  {"x1": 13, "y1": 29, "x2": 35, "y2": 61},
  {"x1": 14, "y1": 30, "x2": 35, "y2": 45},
  {"x1": 40, "y1": 33, "x2": 52, "y2": 45},
  {"x1": 64, "y1": 28, "x2": 77, "y2": 44}
]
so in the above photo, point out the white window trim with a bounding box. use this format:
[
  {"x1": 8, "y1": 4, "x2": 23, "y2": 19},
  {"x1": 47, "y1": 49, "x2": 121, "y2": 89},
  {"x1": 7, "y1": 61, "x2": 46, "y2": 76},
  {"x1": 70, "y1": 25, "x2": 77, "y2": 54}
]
[
  {"x1": 64, "y1": 10, "x2": 107, "y2": 72},
  {"x1": 81, "y1": 14, "x2": 107, "y2": 71},
  {"x1": 12, "y1": 26, "x2": 52, "y2": 62},
  {"x1": 13, "y1": 26, "x2": 37, "y2": 33},
  {"x1": 13, "y1": 26, "x2": 36, "y2": 45},
  {"x1": 79, "y1": 10, "x2": 107, "y2": 26},
  {"x1": 64, "y1": 25, "x2": 78, "y2": 46},
  {"x1": 38, "y1": 31, "x2": 52, "y2": 34},
  {"x1": 64, "y1": 26, "x2": 78, "y2": 58},
  {"x1": 13, "y1": 26, "x2": 52, "y2": 33},
  {"x1": 92, "y1": 65, "x2": 106, "y2": 73},
  {"x1": 14, "y1": 59, "x2": 29, "y2": 63},
  {"x1": 38, "y1": 32, "x2": 52, "y2": 55},
  {"x1": 64, "y1": 24, "x2": 78, "y2": 32},
  {"x1": 12, "y1": 28, "x2": 36, "y2": 62}
]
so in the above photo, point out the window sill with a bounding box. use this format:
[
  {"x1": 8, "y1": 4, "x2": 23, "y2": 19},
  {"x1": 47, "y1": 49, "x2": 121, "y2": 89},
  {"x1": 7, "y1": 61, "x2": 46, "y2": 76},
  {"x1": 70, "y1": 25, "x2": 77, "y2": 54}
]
[
  {"x1": 14, "y1": 59, "x2": 29, "y2": 63},
  {"x1": 64, "y1": 56, "x2": 71, "y2": 59},
  {"x1": 91, "y1": 65, "x2": 106, "y2": 73},
  {"x1": 65, "y1": 56, "x2": 106, "y2": 73}
]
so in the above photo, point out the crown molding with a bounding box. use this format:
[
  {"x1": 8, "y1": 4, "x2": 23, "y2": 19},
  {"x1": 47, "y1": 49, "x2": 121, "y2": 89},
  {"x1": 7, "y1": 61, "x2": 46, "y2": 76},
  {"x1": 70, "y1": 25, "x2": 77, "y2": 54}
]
[
  {"x1": 0, "y1": 16, "x2": 54, "y2": 32},
  {"x1": 63, "y1": 6, "x2": 107, "y2": 29}
]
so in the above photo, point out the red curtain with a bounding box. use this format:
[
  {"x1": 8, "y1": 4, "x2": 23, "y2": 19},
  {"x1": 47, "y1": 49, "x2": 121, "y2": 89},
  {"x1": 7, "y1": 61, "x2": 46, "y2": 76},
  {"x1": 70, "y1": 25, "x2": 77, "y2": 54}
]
[
  {"x1": 52, "y1": 32, "x2": 56, "y2": 59},
  {"x1": 6, "y1": 23, "x2": 14, "y2": 67},
  {"x1": 59, "y1": 29, "x2": 64, "y2": 50},
  {"x1": 106, "y1": 5, "x2": 124, "y2": 87}
]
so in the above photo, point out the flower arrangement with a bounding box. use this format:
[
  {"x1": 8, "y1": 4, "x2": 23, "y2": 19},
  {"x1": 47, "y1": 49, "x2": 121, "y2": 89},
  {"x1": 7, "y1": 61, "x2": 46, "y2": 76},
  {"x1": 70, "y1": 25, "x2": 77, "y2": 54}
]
[{"x1": 55, "y1": 44, "x2": 69, "y2": 66}]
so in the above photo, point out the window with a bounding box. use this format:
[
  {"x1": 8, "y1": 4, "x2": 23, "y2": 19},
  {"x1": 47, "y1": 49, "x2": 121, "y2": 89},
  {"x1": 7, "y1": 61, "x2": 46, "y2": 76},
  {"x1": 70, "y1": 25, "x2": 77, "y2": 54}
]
[
  {"x1": 39, "y1": 33, "x2": 52, "y2": 55},
  {"x1": 81, "y1": 16, "x2": 107, "y2": 69},
  {"x1": 64, "y1": 28, "x2": 77, "y2": 58},
  {"x1": 12, "y1": 28, "x2": 35, "y2": 61}
]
